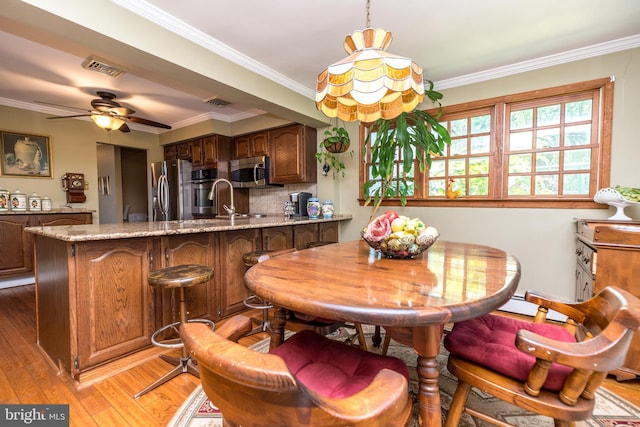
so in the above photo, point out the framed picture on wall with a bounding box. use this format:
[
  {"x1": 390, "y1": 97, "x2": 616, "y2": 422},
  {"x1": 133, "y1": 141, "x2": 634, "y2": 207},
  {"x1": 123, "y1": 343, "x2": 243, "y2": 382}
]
[{"x1": 0, "y1": 131, "x2": 52, "y2": 178}]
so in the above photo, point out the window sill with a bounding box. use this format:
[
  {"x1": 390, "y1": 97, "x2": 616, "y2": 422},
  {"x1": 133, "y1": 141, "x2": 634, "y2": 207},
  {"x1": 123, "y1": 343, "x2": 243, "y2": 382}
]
[{"x1": 359, "y1": 198, "x2": 608, "y2": 209}]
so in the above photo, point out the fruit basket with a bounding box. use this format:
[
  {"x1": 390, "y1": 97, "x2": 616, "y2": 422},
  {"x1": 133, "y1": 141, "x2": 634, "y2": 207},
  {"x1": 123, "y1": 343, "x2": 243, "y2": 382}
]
[
  {"x1": 594, "y1": 187, "x2": 640, "y2": 221},
  {"x1": 362, "y1": 231, "x2": 439, "y2": 259},
  {"x1": 361, "y1": 212, "x2": 439, "y2": 258}
]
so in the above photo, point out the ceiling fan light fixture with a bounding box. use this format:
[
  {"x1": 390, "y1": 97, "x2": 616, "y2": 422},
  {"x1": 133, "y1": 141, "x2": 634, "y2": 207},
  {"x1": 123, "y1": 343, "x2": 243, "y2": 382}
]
[
  {"x1": 315, "y1": 1, "x2": 424, "y2": 122},
  {"x1": 91, "y1": 114, "x2": 125, "y2": 131}
]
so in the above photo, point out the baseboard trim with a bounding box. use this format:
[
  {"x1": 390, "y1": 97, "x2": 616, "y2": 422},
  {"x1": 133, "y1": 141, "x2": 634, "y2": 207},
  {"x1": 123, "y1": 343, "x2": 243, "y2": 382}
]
[
  {"x1": 499, "y1": 294, "x2": 566, "y2": 322},
  {"x1": 0, "y1": 275, "x2": 35, "y2": 289}
]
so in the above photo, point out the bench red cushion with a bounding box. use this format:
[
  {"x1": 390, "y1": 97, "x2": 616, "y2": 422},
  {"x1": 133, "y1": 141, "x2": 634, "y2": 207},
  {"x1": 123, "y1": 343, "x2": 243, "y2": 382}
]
[
  {"x1": 444, "y1": 314, "x2": 577, "y2": 391},
  {"x1": 271, "y1": 330, "x2": 409, "y2": 399}
]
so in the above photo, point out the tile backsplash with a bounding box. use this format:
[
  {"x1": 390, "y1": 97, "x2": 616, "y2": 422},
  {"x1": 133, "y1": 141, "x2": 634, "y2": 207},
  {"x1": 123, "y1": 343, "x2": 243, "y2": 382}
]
[{"x1": 248, "y1": 183, "x2": 317, "y2": 215}]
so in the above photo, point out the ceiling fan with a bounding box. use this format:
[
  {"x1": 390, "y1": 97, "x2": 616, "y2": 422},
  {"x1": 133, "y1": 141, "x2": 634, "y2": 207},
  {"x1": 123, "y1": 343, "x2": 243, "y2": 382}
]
[{"x1": 46, "y1": 91, "x2": 171, "y2": 132}]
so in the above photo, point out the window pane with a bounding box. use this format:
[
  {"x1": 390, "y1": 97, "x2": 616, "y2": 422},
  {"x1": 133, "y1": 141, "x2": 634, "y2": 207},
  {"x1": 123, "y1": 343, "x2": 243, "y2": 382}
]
[
  {"x1": 429, "y1": 179, "x2": 446, "y2": 196},
  {"x1": 510, "y1": 109, "x2": 533, "y2": 130},
  {"x1": 563, "y1": 173, "x2": 590, "y2": 195},
  {"x1": 536, "y1": 151, "x2": 559, "y2": 172},
  {"x1": 450, "y1": 118, "x2": 467, "y2": 137},
  {"x1": 450, "y1": 138, "x2": 468, "y2": 155},
  {"x1": 564, "y1": 148, "x2": 591, "y2": 170},
  {"x1": 469, "y1": 156, "x2": 490, "y2": 174},
  {"x1": 508, "y1": 176, "x2": 531, "y2": 195},
  {"x1": 470, "y1": 135, "x2": 490, "y2": 153},
  {"x1": 537, "y1": 104, "x2": 561, "y2": 126},
  {"x1": 448, "y1": 159, "x2": 466, "y2": 176},
  {"x1": 535, "y1": 175, "x2": 559, "y2": 195},
  {"x1": 509, "y1": 131, "x2": 532, "y2": 150},
  {"x1": 471, "y1": 114, "x2": 491, "y2": 133},
  {"x1": 450, "y1": 178, "x2": 466, "y2": 196},
  {"x1": 564, "y1": 124, "x2": 591, "y2": 146},
  {"x1": 565, "y1": 99, "x2": 592, "y2": 123},
  {"x1": 536, "y1": 128, "x2": 560, "y2": 148},
  {"x1": 428, "y1": 159, "x2": 446, "y2": 177},
  {"x1": 508, "y1": 154, "x2": 532, "y2": 173},
  {"x1": 469, "y1": 177, "x2": 489, "y2": 196}
]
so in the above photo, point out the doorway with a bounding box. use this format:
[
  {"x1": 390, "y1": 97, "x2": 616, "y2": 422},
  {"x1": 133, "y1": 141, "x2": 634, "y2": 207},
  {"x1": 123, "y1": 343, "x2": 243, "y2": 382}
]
[{"x1": 96, "y1": 144, "x2": 148, "y2": 224}]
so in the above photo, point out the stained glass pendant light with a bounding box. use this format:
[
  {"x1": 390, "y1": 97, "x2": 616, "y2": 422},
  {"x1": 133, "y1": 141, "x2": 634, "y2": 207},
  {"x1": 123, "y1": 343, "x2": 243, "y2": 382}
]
[{"x1": 315, "y1": 0, "x2": 425, "y2": 123}]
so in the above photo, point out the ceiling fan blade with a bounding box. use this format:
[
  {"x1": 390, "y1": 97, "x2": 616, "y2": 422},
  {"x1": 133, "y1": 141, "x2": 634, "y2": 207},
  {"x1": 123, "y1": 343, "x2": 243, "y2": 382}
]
[
  {"x1": 35, "y1": 100, "x2": 88, "y2": 112},
  {"x1": 47, "y1": 114, "x2": 91, "y2": 119},
  {"x1": 119, "y1": 123, "x2": 131, "y2": 133},
  {"x1": 126, "y1": 115, "x2": 172, "y2": 129}
]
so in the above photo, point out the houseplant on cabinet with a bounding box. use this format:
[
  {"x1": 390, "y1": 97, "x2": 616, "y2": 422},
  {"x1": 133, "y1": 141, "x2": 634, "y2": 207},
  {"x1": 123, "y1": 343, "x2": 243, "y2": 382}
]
[
  {"x1": 363, "y1": 81, "x2": 452, "y2": 220},
  {"x1": 315, "y1": 125, "x2": 354, "y2": 178}
]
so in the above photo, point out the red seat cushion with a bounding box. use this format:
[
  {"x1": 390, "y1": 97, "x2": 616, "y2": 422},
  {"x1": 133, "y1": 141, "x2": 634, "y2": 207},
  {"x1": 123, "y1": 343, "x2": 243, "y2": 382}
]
[
  {"x1": 444, "y1": 314, "x2": 577, "y2": 391},
  {"x1": 270, "y1": 330, "x2": 409, "y2": 399}
]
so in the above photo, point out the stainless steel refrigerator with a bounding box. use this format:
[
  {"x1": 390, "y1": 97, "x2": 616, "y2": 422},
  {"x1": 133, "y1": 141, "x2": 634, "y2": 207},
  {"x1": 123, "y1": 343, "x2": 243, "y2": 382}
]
[{"x1": 150, "y1": 159, "x2": 192, "y2": 221}]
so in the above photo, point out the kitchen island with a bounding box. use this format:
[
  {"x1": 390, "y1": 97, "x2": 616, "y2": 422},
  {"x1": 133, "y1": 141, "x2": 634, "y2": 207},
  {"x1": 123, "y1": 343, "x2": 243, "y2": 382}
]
[{"x1": 25, "y1": 214, "x2": 351, "y2": 385}]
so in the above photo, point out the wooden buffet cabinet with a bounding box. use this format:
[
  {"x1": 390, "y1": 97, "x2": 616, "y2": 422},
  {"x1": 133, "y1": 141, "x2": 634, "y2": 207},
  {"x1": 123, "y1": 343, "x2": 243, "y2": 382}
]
[
  {"x1": 27, "y1": 217, "x2": 346, "y2": 384},
  {"x1": 0, "y1": 211, "x2": 92, "y2": 278},
  {"x1": 575, "y1": 219, "x2": 640, "y2": 380}
]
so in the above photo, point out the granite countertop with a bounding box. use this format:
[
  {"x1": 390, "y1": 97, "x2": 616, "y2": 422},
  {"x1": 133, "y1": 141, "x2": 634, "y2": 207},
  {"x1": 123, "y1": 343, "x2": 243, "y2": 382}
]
[
  {"x1": 24, "y1": 214, "x2": 352, "y2": 242},
  {"x1": 0, "y1": 208, "x2": 94, "y2": 215}
]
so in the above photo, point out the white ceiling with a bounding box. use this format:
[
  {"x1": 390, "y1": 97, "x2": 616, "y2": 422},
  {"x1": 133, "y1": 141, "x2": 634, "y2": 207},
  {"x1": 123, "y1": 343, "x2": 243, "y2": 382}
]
[{"x1": 1, "y1": 0, "x2": 639, "y2": 133}]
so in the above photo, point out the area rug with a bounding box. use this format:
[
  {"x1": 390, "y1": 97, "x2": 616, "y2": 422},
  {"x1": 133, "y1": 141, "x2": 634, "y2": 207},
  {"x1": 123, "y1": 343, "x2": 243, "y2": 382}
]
[{"x1": 169, "y1": 328, "x2": 640, "y2": 427}]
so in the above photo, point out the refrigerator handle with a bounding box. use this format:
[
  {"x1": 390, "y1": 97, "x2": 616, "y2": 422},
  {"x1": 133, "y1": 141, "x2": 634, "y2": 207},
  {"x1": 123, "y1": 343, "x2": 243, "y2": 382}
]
[{"x1": 159, "y1": 174, "x2": 169, "y2": 217}]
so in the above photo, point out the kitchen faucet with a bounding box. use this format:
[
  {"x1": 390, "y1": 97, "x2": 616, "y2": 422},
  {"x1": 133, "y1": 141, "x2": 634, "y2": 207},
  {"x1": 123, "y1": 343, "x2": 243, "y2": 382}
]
[{"x1": 208, "y1": 178, "x2": 236, "y2": 219}]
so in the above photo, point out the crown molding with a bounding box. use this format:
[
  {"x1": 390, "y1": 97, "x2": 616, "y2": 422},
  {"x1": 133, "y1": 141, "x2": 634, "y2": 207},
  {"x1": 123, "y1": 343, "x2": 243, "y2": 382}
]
[
  {"x1": 112, "y1": 0, "x2": 316, "y2": 100},
  {"x1": 433, "y1": 34, "x2": 640, "y2": 90}
]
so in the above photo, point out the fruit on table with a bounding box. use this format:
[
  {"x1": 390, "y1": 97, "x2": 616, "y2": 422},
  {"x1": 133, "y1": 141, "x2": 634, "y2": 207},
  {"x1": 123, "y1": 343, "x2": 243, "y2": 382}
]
[{"x1": 615, "y1": 186, "x2": 640, "y2": 202}]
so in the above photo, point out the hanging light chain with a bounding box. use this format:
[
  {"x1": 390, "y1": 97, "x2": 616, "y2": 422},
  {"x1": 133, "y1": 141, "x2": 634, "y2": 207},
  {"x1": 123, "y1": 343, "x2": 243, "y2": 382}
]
[{"x1": 366, "y1": 0, "x2": 371, "y2": 28}]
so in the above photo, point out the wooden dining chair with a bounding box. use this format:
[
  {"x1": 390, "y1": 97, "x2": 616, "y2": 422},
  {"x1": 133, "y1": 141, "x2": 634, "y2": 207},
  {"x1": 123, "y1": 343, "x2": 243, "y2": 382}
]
[
  {"x1": 181, "y1": 315, "x2": 412, "y2": 426},
  {"x1": 443, "y1": 286, "x2": 640, "y2": 427},
  {"x1": 251, "y1": 248, "x2": 369, "y2": 350}
]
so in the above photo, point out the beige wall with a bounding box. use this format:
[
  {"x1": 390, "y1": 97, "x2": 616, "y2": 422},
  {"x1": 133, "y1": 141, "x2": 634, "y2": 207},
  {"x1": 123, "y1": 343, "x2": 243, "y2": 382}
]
[
  {"x1": 328, "y1": 47, "x2": 640, "y2": 300},
  {"x1": 0, "y1": 107, "x2": 163, "y2": 223},
  {"x1": 2, "y1": 47, "x2": 638, "y2": 300}
]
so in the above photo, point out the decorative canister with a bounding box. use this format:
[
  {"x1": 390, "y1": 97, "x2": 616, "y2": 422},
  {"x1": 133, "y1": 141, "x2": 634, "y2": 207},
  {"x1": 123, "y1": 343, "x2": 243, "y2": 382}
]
[
  {"x1": 0, "y1": 187, "x2": 8, "y2": 211},
  {"x1": 41, "y1": 196, "x2": 52, "y2": 211},
  {"x1": 322, "y1": 200, "x2": 334, "y2": 218},
  {"x1": 28, "y1": 192, "x2": 42, "y2": 211},
  {"x1": 10, "y1": 189, "x2": 27, "y2": 211},
  {"x1": 307, "y1": 197, "x2": 321, "y2": 219}
]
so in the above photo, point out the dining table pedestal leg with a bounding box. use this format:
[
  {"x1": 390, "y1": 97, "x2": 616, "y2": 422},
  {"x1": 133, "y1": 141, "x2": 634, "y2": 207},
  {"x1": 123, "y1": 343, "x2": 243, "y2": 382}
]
[
  {"x1": 386, "y1": 324, "x2": 445, "y2": 427},
  {"x1": 269, "y1": 307, "x2": 288, "y2": 350}
]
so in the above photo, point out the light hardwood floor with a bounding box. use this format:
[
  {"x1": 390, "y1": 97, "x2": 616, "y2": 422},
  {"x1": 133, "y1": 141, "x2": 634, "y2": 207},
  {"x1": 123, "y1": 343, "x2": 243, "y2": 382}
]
[{"x1": 0, "y1": 284, "x2": 638, "y2": 426}]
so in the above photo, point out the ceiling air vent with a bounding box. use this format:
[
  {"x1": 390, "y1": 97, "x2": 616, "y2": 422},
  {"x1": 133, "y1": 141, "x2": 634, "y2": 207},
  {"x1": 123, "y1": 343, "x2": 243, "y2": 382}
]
[
  {"x1": 204, "y1": 97, "x2": 230, "y2": 107},
  {"x1": 81, "y1": 56, "x2": 126, "y2": 79}
]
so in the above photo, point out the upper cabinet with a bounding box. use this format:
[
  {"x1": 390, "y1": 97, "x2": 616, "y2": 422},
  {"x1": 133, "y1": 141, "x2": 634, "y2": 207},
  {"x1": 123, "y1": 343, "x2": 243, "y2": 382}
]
[
  {"x1": 164, "y1": 124, "x2": 317, "y2": 184},
  {"x1": 269, "y1": 124, "x2": 317, "y2": 184},
  {"x1": 233, "y1": 132, "x2": 268, "y2": 159},
  {"x1": 164, "y1": 134, "x2": 231, "y2": 167},
  {"x1": 192, "y1": 135, "x2": 231, "y2": 167}
]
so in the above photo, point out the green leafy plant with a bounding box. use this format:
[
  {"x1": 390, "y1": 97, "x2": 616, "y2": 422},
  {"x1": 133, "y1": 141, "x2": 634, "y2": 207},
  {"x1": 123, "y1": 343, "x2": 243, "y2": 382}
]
[
  {"x1": 363, "y1": 81, "x2": 452, "y2": 219},
  {"x1": 315, "y1": 126, "x2": 354, "y2": 178}
]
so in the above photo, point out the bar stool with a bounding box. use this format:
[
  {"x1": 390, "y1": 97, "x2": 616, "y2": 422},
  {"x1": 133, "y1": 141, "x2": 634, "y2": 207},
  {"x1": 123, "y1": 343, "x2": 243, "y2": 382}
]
[
  {"x1": 241, "y1": 249, "x2": 295, "y2": 336},
  {"x1": 134, "y1": 264, "x2": 214, "y2": 399}
]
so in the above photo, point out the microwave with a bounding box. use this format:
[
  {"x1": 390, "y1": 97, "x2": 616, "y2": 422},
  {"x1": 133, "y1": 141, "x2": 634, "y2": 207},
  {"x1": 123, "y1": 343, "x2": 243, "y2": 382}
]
[{"x1": 230, "y1": 156, "x2": 282, "y2": 188}]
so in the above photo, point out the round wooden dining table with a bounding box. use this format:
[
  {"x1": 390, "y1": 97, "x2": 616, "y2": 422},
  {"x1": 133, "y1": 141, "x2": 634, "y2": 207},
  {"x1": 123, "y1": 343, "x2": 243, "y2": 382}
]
[{"x1": 244, "y1": 239, "x2": 521, "y2": 427}]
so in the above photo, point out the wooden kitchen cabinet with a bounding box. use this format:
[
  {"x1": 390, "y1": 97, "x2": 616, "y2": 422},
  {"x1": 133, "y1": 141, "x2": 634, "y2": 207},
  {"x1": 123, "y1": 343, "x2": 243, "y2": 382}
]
[
  {"x1": 217, "y1": 228, "x2": 261, "y2": 317},
  {"x1": 233, "y1": 131, "x2": 269, "y2": 159},
  {"x1": 158, "y1": 233, "x2": 216, "y2": 325},
  {"x1": 294, "y1": 223, "x2": 318, "y2": 249},
  {"x1": 576, "y1": 219, "x2": 640, "y2": 380},
  {"x1": 34, "y1": 236, "x2": 156, "y2": 377},
  {"x1": 269, "y1": 124, "x2": 317, "y2": 184},
  {"x1": 192, "y1": 134, "x2": 231, "y2": 166},
  {"x1": 0, "y1": 215, "x2": 32, "y2": 277},
  {"x1": 262, "y1": 226, "x2": 294, "y2": 251},
  {"x1": 319, "y1": 221, "x2": 339, "y2": 243},
  {"x1": 0, "y1": 212, "x2": 92, "y2": 278}
]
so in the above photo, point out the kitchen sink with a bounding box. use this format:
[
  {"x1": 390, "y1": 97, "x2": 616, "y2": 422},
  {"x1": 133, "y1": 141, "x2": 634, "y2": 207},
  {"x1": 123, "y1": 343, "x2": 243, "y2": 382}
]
[{"x1": 234, "y1": 213, "x2": 268, "y2": 218}]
